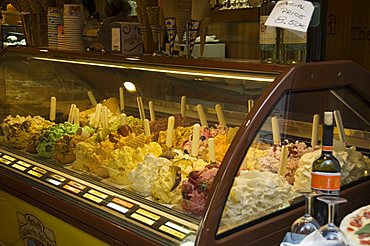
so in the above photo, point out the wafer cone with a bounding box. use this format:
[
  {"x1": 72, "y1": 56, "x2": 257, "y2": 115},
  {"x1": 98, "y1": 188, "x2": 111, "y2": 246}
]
[
  {"x1": 189, "y1": 0, "x2": 209, "y2": 54},
  {"x1": 165, "y1": 17, "x2": 176, "y2": 55},
  {"x1": 157, "y1": 0, "x2": 165, "y2": 51},
  {"x1": 102, "y1": 98, "x2": 120, "y2": 115},
  {"x1": 188, "y1": 19, "x2": 199, "y2": 54},
  {"x1": 162, "y1": 0, "x2": 176, "y2": 55},
  {"x1": 175, "y1": 0, "x2": 191, "y2": 44},
  {"x1": 136, "y1": 6, "x2": 155, "y2": 53},
  {"x1": 146, "y1": 6, "x2": 160, "y2": 43},
  {"x1": 199, "y1": 7, "x2": 211, "y2": 56},
  {"x1": 19, "y1": 0, "x2": 32, "y2": 12},
  {"x1": 126, "y1": 133, "x2": 146, "y2": 149},
  {"x1": 191, "y1": 0, "x2": 209, "y2": 21},
  {"x1": 29, "y1": 0, "x2": 43, "y2": 13}
]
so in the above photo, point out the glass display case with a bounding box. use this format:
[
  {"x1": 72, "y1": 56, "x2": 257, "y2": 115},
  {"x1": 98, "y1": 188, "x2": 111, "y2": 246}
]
[{"x1": 0, "y1": 46, "x2": 369, "y2": 246}]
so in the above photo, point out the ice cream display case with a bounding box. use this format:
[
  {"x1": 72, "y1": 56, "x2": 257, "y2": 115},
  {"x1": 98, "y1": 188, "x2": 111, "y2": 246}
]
[{"x1": 0, "y1": 46, "x2": 369, "y2": 246}]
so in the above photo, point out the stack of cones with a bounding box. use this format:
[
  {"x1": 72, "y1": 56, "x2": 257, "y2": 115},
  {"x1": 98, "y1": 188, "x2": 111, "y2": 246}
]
[
  {"x1": 189, "y1": 0, "x2": 210, "y2": 55},
  {"x1": 161, "y1": 0, "x2": 176, "y2": 55},
  {"x1": 175, "y1": 0, "x2": 192, "y2": 44},
  {"x1": 136, "y1": 0, "x2": 158, "y2": 53}
]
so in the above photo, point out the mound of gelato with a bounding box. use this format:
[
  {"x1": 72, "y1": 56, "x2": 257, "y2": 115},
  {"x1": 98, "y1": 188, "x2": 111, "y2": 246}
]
[
  {"x1": 0, "y1": 115, "x2": 54, "y2": 150},
  {"x1": 36, "y1": 123, "x2": 79, "y2": 159},
  {"x1": 333, "y1": 141, "x2": 370, "y2": 185},
  {"x1": 54, "y1": 135, "x2": 85, "y2": 164},
  {"x1": 245, "y1": 141, "x2": 316, "y2": 184},
  {"x1": 72, "y1": 136, "x2": 98, "y2": 172},
  {"x1": 181, "y1": 126, "x2": 238, "y2": 162},
  {"x1": 72, "y1": 125, "x2": 134, "y2": 177},
  {"x1": 150, "y1": 114, "x2": 194, "y2": 141},
  {"x1": 221, "y1": 170, "x2": 297, "y2": 226},
  {"x1": 151, "y1": 153, "x2": 209, "y2": 205},
  {"x1": 182, "y1": 164, "x2": 220, "y2": 215},
  {"x1": 293, "y1": 149, "x2": 321, "y2": 190},
  {"x1": 294, "y1": 141, "x2": 370, "y2": 189},
  {"x1": 128, "y1": 154, "x2": 172, "y2": 196},
  {"x1": 157, "y1": 126, "x2": 192, "y2": 149},
  {"x1": 108, "y1": 142, "x2": 162, "y2": 185},
  {"x1": 151, "y1": 164, "x2": 183, "y2": 204}
]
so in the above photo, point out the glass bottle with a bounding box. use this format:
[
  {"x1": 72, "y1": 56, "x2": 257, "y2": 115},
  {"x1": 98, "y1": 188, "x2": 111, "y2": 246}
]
[
  {"x1": 259, "y1": 0, "x2": 278, "y2": 63},
  {"x1": 281, "y1": 28, "x2": 307, "y2": 64},
  {"x1": 311, "y1": 111, "x2": 341, "y2": 226}
]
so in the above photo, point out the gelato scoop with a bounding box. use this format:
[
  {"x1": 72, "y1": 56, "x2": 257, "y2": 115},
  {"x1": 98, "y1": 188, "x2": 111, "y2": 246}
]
[
  {"x1": 36, "y1": 122, "x2": 79, "y2": 159},
  {"x1": 0, "y1": 115, "x2": 54, "y2": 150},
  {"x1": 128, "y1": 154, "x2": 172, "y2": 196},
  {"x1": 221, "y1": 170, "x2": 297, "y2": 226}
]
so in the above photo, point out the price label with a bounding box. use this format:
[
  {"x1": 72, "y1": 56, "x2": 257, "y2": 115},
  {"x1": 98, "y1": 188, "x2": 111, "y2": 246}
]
[{"x1": 265, "y1": 0, "x2": 314, "y2": 33}]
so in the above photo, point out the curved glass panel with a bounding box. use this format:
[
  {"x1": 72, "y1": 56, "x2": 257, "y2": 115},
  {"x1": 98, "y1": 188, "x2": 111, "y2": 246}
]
[{"x1": 217, "y1": 87, "x2": 370, "y2": 236}]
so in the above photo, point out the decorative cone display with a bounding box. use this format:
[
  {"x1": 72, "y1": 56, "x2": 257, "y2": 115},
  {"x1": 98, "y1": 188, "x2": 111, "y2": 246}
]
[
  {"x1": 157, "y1": 0, "x2": 165, "y2": 51},
  {"x1": 136, "y1": 7, "x2": 150, "y2": 52},
  {"x1": 189, "y1": 0, "x2": 209, "y2": 55},
  {"x1": 199, "y1": 16, "x2": 211, "y2": 56},
  {"x1": 162, "y1": 0, "x2": 176, "y2": 55},
  {"x1": 136, "y1": 0, "x2": 158, "y2": 53},
  {"x1": 146, "y1": 6, "x2": 160, "y2": 43},
  {"x1": 175, "y1": 0, "x2": 192, "y2": 44},
  {"x1": 199, "y1": 5, "x2": 211, "y2": 56},
  {"x1": 165, "y1": 18, "x2": 176, "y2": 55},
  {"x1": 189, "y1": 19, "x2": 200, "y2": 54}
]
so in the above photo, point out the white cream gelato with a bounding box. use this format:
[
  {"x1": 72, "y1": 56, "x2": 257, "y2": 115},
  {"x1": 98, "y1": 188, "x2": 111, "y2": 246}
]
[
  {"x1": 293, "y1": 149, "x2": 321, "y2": 190},
  {"x1": 293, "y1": 141, "x2": 370, "y2": 190},
  {"x1": 128, "y1": 154, "x2": 172, "y2": 196},
  {"x1": 334, "y1": 140, "x2": 370, "y2": 185},
  {"x1": 108, "y1": 142, "x2": 162, "y2": 185},
  {"x1": 221, "y1": 170, "x2": 297, "y2": 226}
]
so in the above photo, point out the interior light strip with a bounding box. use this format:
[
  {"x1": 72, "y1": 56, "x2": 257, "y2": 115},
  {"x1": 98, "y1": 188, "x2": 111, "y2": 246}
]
[{"x1": 31, "y1": 57, "x2": 276, "y2": 82}]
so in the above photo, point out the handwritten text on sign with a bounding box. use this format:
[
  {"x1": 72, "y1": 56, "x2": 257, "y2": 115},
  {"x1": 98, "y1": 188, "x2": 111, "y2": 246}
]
[{"x1": 265, "y1": 0, "x2": 314, "y2": 33}]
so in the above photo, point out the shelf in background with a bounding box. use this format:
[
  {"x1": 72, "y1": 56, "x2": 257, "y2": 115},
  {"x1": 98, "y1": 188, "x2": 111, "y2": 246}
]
[{"x1": 210, "y1": 8, "x2": 260, "y2": 23}]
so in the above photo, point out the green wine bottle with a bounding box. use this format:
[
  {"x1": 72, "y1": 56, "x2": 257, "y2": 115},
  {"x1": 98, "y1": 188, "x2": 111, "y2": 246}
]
[{"x1": 311, "y1": 111, "x2": 341, "y2": 225}]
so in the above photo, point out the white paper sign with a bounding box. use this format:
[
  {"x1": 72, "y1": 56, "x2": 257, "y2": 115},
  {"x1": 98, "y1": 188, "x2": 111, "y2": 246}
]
[{"x1": 265, "y1": 0, "x2": 314, "y2": 33}]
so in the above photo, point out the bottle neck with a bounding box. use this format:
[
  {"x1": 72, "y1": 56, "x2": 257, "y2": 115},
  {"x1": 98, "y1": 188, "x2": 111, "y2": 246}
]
[{"x1": 322, "y1": 124, "x2": 334, "y2": 154}]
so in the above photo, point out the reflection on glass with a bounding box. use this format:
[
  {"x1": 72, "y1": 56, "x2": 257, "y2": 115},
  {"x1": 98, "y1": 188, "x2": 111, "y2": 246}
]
[
  {"x1": 123, "y1": 81, "x2": 137, "y2": 93},
  {"x1": 217, "y1": 89, "x2": 369, "y2": 236}
]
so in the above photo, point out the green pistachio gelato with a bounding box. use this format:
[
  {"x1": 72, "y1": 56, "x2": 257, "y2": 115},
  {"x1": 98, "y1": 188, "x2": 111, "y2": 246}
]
[{"x1": 36, "y1": 123, "x2": 79, "y2": 159}]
